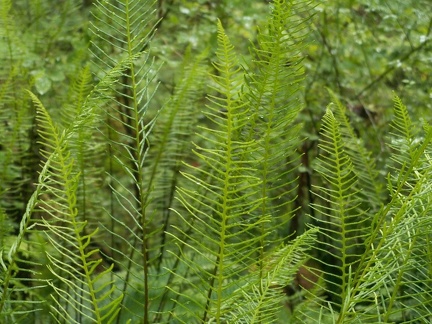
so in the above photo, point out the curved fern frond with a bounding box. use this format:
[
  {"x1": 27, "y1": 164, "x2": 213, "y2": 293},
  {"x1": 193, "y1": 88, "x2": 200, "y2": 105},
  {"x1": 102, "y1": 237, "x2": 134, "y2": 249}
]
[
  {"x1": 0, "y1": 51, "x2": 128, "y2": 322},
  {"x1": 0, "y1": 3, "x2": 46, "y2": 320},
  {"x1": 27, "y1": 92, "x2": 122, "y2": 323}
]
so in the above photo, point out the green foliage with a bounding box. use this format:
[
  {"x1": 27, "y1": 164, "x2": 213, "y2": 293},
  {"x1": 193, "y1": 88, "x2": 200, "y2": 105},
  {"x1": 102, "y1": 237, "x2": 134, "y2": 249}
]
[
  {"x1": 1, "y1": 0, "x2": 432, "y2": 323},
  {"x1": 28, "y1": 89, "x2": 122, "y2": 323}
]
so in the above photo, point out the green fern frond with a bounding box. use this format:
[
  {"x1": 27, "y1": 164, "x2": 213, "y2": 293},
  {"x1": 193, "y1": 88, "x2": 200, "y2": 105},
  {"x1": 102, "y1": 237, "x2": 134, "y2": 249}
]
[
  {"x1": 386, "y1": 95, "x2": 431, "y2": 196},
  {"x1": 390, "y1": 95, "x2": 417, "y2": 158},
  {"x1": 339, "y1": 98, "x2": 432, "y2": 323},
  {"x1": 89, "y1": 1, "x2": 161, "y2": 322},
  {"x1": 27, "y1": 91, "x2": 122, "y2": 323},
  {"x1": 1, "y1": 61, "x2": 125, "y2": 320},
  {"x1": 170, "y1": 20, "x2": 268, "y2": 322},
  {"x1": 89, "y1": 0, "x2": 156, "y2": 72},
  {"x1": 227, "y1": 228, "x2": 318, "y2": 324},
  {"x1": 144, "y1": 48, "x2": 209, "y2": 274},
  {"x1": 0, "y1": 9, "x2": 51, "y2": 310},
  {"x1": 243, "y1": 0, "x2": 310, "y2": 248},
  {"x1": 327, "y1": 89, "x2": 384, "y2": 212},
  {"x1": 309, "y1": 107, "x2": 369, "y2": 313},
  {"x1": 61, "y1": 65, "x2": 94, "y2": 128}
]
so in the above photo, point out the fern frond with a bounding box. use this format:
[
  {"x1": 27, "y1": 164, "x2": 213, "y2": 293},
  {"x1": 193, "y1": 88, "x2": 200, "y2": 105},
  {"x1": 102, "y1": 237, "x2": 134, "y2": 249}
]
[
  {"x1": 169, "y1": 20, "x2": 268, "y2": 322},
  {"x1": 1, "y1": 63, "x2": 125, "y2": 321},
  {"x1": 145, "y1": 48, "x2": 208, "y2": 267},
  {"x1": 309, "y1": 107, "x2": 369, "y2": 314},
  {"x1": 327, "y1": 89, "x2": 384, "y2": 212},
  {"x1": 89, "y1": 1, "x2": 161, "y2": 322},
  {"x1": 338, "y1": 98, "x2": 432, "y2": 323},
  {"x1": 387, "y1": 95, "x2": 430, "y2": 197},
  {"x1": 89, "y1": 0, "x2": 156, "y2": 72},
  {"x1": 61, "y1": 65, "x2": 94, "y2": 128},
  {"x1": 27, "y1": 91, "x2": 122, "y2": 323},
  {"x1": 227, "y1": 228, "x2": 318, "y2": 324},
  {"x1": 0, "y1": 3, "x2": 45, "y2": 320},
  {"x1": 243, "y1": 0, "x2": 310, "y2": 250}
]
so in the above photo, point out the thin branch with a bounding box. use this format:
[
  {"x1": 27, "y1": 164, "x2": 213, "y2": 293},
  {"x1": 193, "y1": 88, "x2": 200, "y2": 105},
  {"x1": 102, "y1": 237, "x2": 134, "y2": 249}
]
[{"x1": 355, "y1": 18, "x2": 432, "y2": 99}]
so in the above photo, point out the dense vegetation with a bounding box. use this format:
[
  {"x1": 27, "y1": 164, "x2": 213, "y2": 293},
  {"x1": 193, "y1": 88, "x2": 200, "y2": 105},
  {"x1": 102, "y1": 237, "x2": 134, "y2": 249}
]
[{"x1": 1, "y1": 0, "x2": 432, "y2": 323}]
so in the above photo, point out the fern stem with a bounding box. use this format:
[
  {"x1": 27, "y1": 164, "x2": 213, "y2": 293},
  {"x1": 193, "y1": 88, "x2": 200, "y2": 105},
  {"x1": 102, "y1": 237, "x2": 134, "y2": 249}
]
[
  {"x1": 202, "y1": 250, "x2": 221, "y2": 323},
  {"x1": 124, "y1": 1, "x2": 150, "y2": 321}
]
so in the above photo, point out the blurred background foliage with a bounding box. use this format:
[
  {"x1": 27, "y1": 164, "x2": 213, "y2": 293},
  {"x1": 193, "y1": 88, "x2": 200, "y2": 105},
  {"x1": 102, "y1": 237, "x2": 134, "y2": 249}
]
[
  {"x1": 8, "y1": 0, "x2": 431, "y2": 138},
  {"x1": 7, "y1": 0, "x2": 431, "y2": 102}
]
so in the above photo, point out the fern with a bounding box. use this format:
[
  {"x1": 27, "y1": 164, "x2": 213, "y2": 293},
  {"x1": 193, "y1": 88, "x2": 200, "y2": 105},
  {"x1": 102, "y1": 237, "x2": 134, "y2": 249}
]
[
  {"x1": 168, "y1": 20, "x2": 267, "y2": 322},
  {"x1": 308, "y1": 107, "x2": 368, "y2": 313},
  {"x1": 27, "y1": 91, "x2": 122, "y2": 323},
  {"x1": 341, "y1": 97, "x2": 432, "y2": 323},
  {"x1": 243, "y1": 0, "x2": 309, "y2": 250},
  {"x1": 300, "y1": 97, "x2": 432, "y2": 323},
  {"x1": 89, "y1": 0, "x2": 162, "y2": 322},
  {"x1": 327, "y1": 89, "x2": 384, "y2": 213},
  {"x1": 3, "y1": 1, "x2": 432, "y2": 323},
  {"x1": 0, "y1": 37, "x2": 132, "y2": 322},
  {"x1": 169, "y1": 1, "x2": 312, "y2": 318}
]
